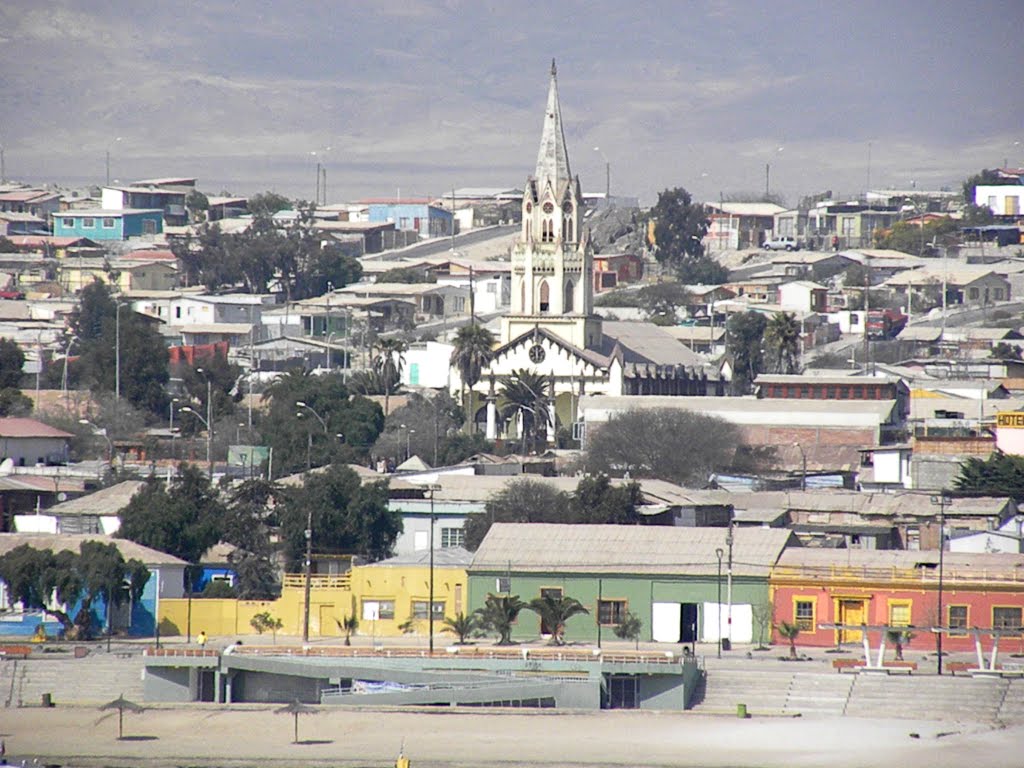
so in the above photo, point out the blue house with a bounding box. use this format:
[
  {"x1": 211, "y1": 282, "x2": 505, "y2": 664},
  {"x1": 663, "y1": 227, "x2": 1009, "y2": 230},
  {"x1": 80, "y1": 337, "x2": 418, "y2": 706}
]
[
  {"x1": 0, "y1": 533, "x2": 186, "y2": 638},
  {"x1": 53, "y1": 209, "x2": 163, "y2": 241},
  {"x1": 367, "y1": 200, "x2": 454, "y2": 239}
]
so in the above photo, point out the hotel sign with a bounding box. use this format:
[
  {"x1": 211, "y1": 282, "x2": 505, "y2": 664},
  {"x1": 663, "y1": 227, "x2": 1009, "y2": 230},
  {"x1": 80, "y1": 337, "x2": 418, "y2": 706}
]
[{"x1": 996, "y1": 412, "x2": 1024, "y2": 429}]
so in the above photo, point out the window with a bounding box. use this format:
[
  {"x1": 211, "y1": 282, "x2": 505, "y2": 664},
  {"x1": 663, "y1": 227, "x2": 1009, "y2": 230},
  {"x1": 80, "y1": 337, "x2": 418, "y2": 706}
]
[
  {"x1": 794, "y1": 599, "x2": 815, "y2": 631},
  {"x1": 969, "y1": 287, "x2": 980, "y2": 300},
  {"x1": 102, "y1": 217, "x2": 115, "y2": 228},
  {"x1": 496, "y1": 577, "x2": 511, "y2": 593},
  {"x1": 598, "y1": 599, "x2": 627, "y2": 626},
  {"x1": 827, "y1": 386, "x2": 837, "y2": 398},
  {"x1": 361, "y1": 599, "x2": 395, "y2": 620},
  {"x1": 850, "y1": 313, "x2": 860, "y2": 325},
  {"x1": 993, "y1": 606, "x2": 1022, "y2": 632},
  {"x1": 82, "y1": 217, "x2": 95, "y2": 228},
  {"x1": 994, "y1": 288, "x2": 1004, "y2": 300},
  {"x1": 62, "y1": 217, "x2": 74, "y2": 228},
  {"x1": 888, "y1": 600, "x2": 912, "y2": 627},
  {"x1": 143, "y1": 219, "x2": 157, "y2": 235},
  {"x1": 948, "y1": 605, "x2": 968, "y2": 630},
  {"x1": 412, "y1": 600, "x2": 445, "y2": 620},
  {"x1": 841, "y1": 217, "x2": 856, "y2": 236},
  {"x1": 440, "y1": 527, "x2": 465, "y2": 548}
]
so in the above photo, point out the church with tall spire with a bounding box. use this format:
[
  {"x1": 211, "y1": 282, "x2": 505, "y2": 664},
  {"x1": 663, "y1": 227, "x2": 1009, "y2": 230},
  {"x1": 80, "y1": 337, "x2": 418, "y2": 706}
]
[
  {"x1": 469, "y1": 62, "x2": 721, "y2": 442},
  {"x1": 500, "y1": 59, "x2": 602, "y2": 351}
]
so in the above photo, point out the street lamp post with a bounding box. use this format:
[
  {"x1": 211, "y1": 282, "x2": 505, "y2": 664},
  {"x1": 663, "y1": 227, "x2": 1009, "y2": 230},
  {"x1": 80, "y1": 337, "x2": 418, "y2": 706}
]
[
  {"x1": 931, "y1": 492, "x2": 948, "y2": 675},
  {"x1": 302, "y1": 506, "x2": 313, "y2": 643},
  {"x1": 180, "y1": 406, "x2": 212, "y2": 478},
  {"x1": 593, "y1": 146, "x2": 610, "y2": 199},
  {"x1": 726, "y1": 519, "x2": 734, "y2": 650},
  {"x1": 715, "y1": 547, "x2": 724, "y2": 659},
  {"x1": 428, "y1": 483, "x2": 440, "y2": 655},
  {"x1": 78, "y1": 419, "x2": 113, "y2": 463},
  {"x1": 296, "y1": 401, "x2": 328, "y2": 471},
  {"x1": 793, "y1": 442, "x2": 807, "y2": 491}
]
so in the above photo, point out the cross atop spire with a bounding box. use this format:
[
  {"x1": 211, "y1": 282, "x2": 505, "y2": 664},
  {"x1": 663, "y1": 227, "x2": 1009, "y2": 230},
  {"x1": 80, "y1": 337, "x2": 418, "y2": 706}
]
[{"x1": 534, "y1": 60, "x2": 571, "y2": 187}]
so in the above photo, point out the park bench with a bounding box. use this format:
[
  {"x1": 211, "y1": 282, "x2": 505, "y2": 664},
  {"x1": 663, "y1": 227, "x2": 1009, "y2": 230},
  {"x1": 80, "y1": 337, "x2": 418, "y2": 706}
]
[{"x1": 0, "y1": 645, "x2": 32, "y2": 659}]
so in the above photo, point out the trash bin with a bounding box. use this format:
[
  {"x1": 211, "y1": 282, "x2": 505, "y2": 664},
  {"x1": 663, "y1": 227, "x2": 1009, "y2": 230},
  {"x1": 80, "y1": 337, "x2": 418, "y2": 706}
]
[
  {"x1": 721, "y1": 638, "x2": 731, "y2": 652},
  {"x1": 737, "y1": 703, "x2": 748, "y2": 719},
  {"x1": 41, "y1": 693, "x2": 53, "y2": 708},
  {"x1": 74, "y1": 646, "x2": 89, "y2": 659}
]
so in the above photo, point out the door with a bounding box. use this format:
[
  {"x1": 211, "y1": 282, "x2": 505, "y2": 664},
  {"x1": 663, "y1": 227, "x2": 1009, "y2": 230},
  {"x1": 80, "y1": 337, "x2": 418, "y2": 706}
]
[
  {"x1": 681, "y1": 603, "x2": 698, "y2": 644},
  {"x1": 320, "y1": 605, "x2": 340, "y2": 637},
  {"x1": 838, "y1": 599, "x2": 865, "y2": 643},
  {"x1": 652, "y1": 602, "x2": 682, "y2": 643},
  {"x1": 605, "y1": 676, "x2": 638, "y2": 709}
]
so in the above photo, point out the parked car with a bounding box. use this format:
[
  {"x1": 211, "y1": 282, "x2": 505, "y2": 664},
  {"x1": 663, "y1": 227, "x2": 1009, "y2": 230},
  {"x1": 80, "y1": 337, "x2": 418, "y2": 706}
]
[{"x1": 762, "y1": 236, "x2": 800, "y2": 251}]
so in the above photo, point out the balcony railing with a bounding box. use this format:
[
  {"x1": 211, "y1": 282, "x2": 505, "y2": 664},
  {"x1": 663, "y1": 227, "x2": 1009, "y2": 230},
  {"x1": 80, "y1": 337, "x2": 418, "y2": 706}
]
[
  {"x1": 281, "y1": 572, "x2": 352, "y2": 590},
  {"x1": 771, "y1": 564, "x2": 1024, "y2": 585}
]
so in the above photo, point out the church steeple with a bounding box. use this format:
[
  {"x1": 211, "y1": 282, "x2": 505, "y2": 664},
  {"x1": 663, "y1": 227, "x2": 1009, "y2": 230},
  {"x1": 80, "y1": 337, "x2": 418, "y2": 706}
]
[{"x1": 534, "y1": 58, "x2": 571, "y2": 188}]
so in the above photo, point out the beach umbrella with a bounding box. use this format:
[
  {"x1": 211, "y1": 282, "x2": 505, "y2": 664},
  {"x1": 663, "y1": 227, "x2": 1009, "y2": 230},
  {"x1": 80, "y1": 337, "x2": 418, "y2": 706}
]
[
  {"x1": 274, "y1": 699, "x2": 319, "y2": 744},
  {"x1": 99, "y1": 693, "x2": 144, "y2": 739}
]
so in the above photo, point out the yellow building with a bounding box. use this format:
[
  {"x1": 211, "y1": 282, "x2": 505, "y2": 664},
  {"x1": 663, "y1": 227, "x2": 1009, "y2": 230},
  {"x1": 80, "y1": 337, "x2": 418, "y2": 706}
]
[{"x1": 158, "y1": 548, "x2": 471, "y2": 640}]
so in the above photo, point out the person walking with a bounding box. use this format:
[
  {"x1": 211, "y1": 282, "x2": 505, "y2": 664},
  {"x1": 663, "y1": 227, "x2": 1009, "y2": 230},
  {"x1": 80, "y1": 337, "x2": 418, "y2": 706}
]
[{"x1": 197, "y1": 631, "x2": 207, "y2": 649}]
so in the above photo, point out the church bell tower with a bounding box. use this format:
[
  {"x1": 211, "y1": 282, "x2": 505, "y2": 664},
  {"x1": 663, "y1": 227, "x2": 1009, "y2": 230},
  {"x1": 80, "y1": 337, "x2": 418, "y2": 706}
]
[{"x1": 502, "y1": 61, "x2": 602, "y2": 351}]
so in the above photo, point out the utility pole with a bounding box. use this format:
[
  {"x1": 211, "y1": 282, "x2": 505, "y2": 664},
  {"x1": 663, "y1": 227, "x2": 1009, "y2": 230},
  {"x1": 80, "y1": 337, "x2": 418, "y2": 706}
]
[
  {"x1": 726, "y1": 518, "x2": 734, "y2": 649},
  {"x1": 931, "y1": 493, "x2": 948, "y2": 675},
  {"x1": 302, "y1": 505, "x2": 313, "y2": 643},
  {"x1": 428, "y1": 484, "x2": 437, "y2": 655}
]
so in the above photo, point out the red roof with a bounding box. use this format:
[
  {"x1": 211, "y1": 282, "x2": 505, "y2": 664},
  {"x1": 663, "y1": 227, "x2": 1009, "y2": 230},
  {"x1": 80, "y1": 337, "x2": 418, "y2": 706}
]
[
  {"x1": 0, "y1": 418, "x2": 73, "y2": 439},
  {"x1": 8, "y1": 236, "x2": 98, "y2": 248}
]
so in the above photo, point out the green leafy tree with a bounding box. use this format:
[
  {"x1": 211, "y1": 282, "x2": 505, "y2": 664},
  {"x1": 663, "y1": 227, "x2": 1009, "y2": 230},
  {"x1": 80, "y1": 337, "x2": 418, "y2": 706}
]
[
  {"x1": 571, "y1": 473, "x2": 642, "y2": 525},
  {"x1": 0, "y1": 337, "x2": 25, "y2": 389},
  {"x1": 250, "y1": 611, "x2": 284, "y2": 643},
  {"x1": 613, "y1": 611, "x2": 643, "y2": 649},
  {"x1": 992, "y1": 342, "x2": 1023, "y2": 361},
  {"x1": 962, "y1": 203, "x2": 995, "y2": 227},
  {"x1": 435, "y1": 431, "x2": 496, "y2": 467},
  {"x1": 117, "y1": 465, "x2": 226, "y2": 564},
  {"x1": 464, "y1": 478, "x2": 570, "y2": 551},
  {"x1": 377, "y1": 267, "x2": 436, "y2": 284},
  {"x1": 441, "y1": 612, "x2": 480, "y2": 644},
  {"x1": 637, "y1": 281, "x2": 693, "y2": 325},
  {"x1": 528, "y1": 593, "x2": 589, "y2": 645},
  {"x1": 475, "y1": 593, "x2": 528, "y2": 645},
  {"x1": 259, "y1": 369, "x2": 384, "y2": 476},
  {"x1": 583, "y1": 408, "x2": 742, "y2": 486},
  {"x1": 499, "y1": 369, "x2": 552, "y2": 454},
  {"x1": 276, "y1": 464, "x2": 399, "y2": 569},
  {"x1": 763, "y1": 312, "x2": 801, "y2": 374},
  {"x1": 247, "y1": 191, "x2": 292, "y2": 218},
  {"x1": 70, "y1": 281, "x2": 169, "y2": 415},
  {"x1": 185, "y1": 189, "x2": 210, "y2": 222},
  {"x1": 777, "y1": 621, "x2": 801, "y2": 659},
  {"x1": 726, "y1": 311, "x2": 768, "y2": 394},
  {"x1": 0, "y1": 542, "x2": 148, "y2": 639},
  {"x1": 222, "y1": 478, "x2": 280, "y2": 600},
  {"x1": 955, "y1": 451, "x2": 1024, "y2": 499},
  {"x1": 962, "y1": 168, "x2": 1006, "y2": 205},
  {"x1": 450, "y1": 324, "x2": 495, "y2": 427},
  {"x1": 0, "y1": 388, "x2": 32, "y2": 417},
  {"x1": 0, "y1": 236, "x2": 18, "y2": 252},
  {"x1": 649, "y1": 187, "x2": 726, "y2": 284},
  {"x1": 874, "y1": 218, "x2": 957, "y2": 256},
  {"x1": 179, "y1": 354, "x2": 243, "y2": 431},
  {"x1": 372, "y1": 391, "x2": 463, "y2": 464}
]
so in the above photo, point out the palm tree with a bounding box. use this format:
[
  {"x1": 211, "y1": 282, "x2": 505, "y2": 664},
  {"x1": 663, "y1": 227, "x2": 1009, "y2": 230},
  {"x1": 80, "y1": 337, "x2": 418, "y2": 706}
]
[
  {"x1": 441, "y1": 611, "x2": 480, "y2": 644},
  {"x1": 499, "y1": 369, "x2": 552, "y2": 454},
  {"x1": 474, "y1": 593, "x2": 528, "y2": 645},
  {"x1": 450, "y1": 324, "x2": 496, "y2": 430},
  {"x1": 764, "y1": 312, "x2": 802, "y2": 374},
  {"x1": 373, "y1": 338, "x2": 407, "y2": 415},
  {"x1": 886, "y1": 629, "x2": 914, "y2": 661},
  {"x1": 528, "y1": 594, "x2": 589, "y2": 645},
  {"x1": 334, "y1": 614, "x2": 359, "y2": 646},
  {"x1": 777, "y1": 621, "x2": 801, "y2": 659}
]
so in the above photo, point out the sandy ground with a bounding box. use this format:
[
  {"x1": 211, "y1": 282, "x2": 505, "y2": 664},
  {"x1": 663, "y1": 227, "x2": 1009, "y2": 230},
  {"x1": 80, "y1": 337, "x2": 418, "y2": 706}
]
[{"x1": 2, "y1": 704, "x2": 1022, "y2": 768}]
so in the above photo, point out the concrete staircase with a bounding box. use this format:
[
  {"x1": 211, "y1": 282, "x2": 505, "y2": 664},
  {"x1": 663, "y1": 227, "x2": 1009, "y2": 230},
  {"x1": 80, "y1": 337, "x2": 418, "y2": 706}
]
[
  {"x1": 844, "y1": 674, "x2": 1006, "y2": 721},
  {"x1": 784, "y1": 671, "x2": 854, "y2": 716},
  {"x1": 3, "y1": 652, "x2": 146, "y2": 707},
  {"x1": 997, "y1": 679, "x2": 1024, "y2": 721},
  {"x1": 694, "y1": 668, "x2": 795, "y2": 714}
]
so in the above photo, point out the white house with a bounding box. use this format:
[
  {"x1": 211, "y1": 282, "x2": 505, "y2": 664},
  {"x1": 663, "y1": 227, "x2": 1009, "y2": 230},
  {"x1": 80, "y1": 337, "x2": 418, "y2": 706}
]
[
  {"x1": 0, "y1": 418, "x2": 72, "y2": 467},
  {"x1": 403, "y1": 341, "x2": 455, "y2": 389},
  {"x1": 778, "y1": 280, "x2": 828, "y2": 313},
  {"x1": 975, "y1": 184, "x2": 1024, "y2": 217}
]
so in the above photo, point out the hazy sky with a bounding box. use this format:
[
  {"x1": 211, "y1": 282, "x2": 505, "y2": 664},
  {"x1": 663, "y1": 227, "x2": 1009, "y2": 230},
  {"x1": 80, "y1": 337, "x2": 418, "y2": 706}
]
[{"x1": 1, "y1": 1, "x2": 1022, "y2": 207}]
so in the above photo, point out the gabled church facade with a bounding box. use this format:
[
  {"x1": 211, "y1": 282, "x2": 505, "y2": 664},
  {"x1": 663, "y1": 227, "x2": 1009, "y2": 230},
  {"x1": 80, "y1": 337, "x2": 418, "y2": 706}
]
[{"x1": 465, "y1": 62, "x2": 723, "y2": 443}]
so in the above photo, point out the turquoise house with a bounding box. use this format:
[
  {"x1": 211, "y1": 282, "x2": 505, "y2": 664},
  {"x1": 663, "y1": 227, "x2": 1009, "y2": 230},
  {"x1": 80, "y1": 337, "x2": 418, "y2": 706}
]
[
  {"x1": 468, "y1": 523, "x2": 793, "y2": 646},
  {"x1": 53, "y1": 209, "x2": 163, "y2": 241}
]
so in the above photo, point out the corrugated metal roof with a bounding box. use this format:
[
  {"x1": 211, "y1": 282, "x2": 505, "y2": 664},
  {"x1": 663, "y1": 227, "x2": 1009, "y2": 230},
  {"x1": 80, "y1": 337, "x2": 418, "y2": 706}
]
[
  {"x1": 777, "y1": 547, "x2": 1024, "y2": 574},
  {"x1": 369, "y1": 546, "x2": 474, "y2": 568},
  {"x1": 46, "y1": 480, "x2": 145, "y2": 517},
  {"x1": 0, "y1": 532, "x2": 186, "y2": 565},
  {"x1": 470, "y1": 523, "x2": 792, "y2": 577}
]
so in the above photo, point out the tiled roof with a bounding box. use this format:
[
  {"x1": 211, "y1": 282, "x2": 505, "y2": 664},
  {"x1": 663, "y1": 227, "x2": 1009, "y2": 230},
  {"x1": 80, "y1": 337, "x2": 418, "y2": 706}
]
[{"x1": 0, "y1": 418, "x2": 73, "y2": 438}]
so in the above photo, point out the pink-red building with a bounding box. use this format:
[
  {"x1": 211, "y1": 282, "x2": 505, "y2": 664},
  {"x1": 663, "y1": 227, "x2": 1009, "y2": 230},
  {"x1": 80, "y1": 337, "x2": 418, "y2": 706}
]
[{"x1": 770, "y1": 548, "x2": 1024, "y2": 653}]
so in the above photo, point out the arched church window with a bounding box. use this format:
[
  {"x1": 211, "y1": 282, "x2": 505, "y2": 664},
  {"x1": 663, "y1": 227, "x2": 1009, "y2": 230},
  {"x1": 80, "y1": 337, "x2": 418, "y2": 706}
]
[
  {"x1": 564, "y1": 279, "x2": 574, "y2": 313},
  {"x1": 562, "y1": 201, "x2": 574, "y2": 242},
  {"x1": 539, "y1": 280, "x2": 550, "y2": 313},
  {"x1": 542, "y1": 219, "x2": 554, "y2": 243}
]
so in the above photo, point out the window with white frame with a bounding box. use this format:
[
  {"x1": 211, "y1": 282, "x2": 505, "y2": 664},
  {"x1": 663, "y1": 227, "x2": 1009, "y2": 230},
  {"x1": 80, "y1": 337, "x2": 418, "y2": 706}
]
[
  {"x1": 440, "y1": 527, "x2": 465, "y2": 548},
  {"x1": 82, "y1": 217, "x2": 95, "y2": 228},
  {"x1": 411, "y1": 600, "x2": 445, "y2": 620},
  {"x1": 102, "y1": 217, "x2": 115, "y2": 228}
]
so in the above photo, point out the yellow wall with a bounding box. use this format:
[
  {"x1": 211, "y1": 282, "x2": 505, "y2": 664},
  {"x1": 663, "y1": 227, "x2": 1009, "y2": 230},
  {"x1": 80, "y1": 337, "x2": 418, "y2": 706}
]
[{"x1": 158, "y1": 562, "x2": 467, "y2": 640}]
